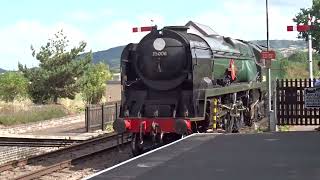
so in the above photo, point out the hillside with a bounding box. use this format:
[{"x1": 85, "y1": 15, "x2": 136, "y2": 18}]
[
  {"x1": 91, "y1": 40, "x2": 305, "y2": 72},
  {"x1": 250, "y1": 40, "x2": 306, "y2": 49},
  {"x1": 0, "y1": 68, "x2": 6, "y2": 73},
  {"x1": 91, "y1": 46, "x2": 125, "y2": 72}
]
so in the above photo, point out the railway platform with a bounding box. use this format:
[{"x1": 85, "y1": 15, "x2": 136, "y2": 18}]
[{"x1": 87, "y1": 131, "x2": 320, "y2": 180}]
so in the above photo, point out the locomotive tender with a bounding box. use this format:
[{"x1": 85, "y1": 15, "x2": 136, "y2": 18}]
[{"x1": 114, "y1": 22, "x2": 267, "y2": 155}]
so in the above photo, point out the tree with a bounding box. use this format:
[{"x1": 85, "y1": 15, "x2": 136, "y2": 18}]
[
  {"x1": 19, "y1": 30, "x2": 91, "y2": 104},
  {"x1": 80, "y1": 63, "x2": 111, "y2": 104},
  {"x1": 0, "y1": 72, "x2": 28, "y2": 102},
  {"x1": 294, "y1": 0, "x2": 320, "y2": 52}
]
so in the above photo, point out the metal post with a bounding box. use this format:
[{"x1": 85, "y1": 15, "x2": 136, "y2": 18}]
[
  {"x1": 271, "y1": 82, "x2": 277, "y2": 131},
  {"x1": 266, "y1": 0, "x2": 275, "y2": 131},
  {"x1": 308, "y1": 13, "x2": 313, "y2": 81},
  {"x1": 115, "y1": 102, "x2": 118, "y2": 121},
  {"x1": 101, "y1": 104, "x2": 105, "y2": 131},
  {"x1": 85, "y1": 106, "x2": 89, "y2": 132}
]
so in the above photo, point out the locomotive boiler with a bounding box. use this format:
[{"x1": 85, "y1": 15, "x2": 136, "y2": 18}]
[{"x1": 113, "y1": 23, "x2": 266, "y2": 155}]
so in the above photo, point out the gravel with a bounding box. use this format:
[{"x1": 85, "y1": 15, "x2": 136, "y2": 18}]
[
  {"x1": 39, "y1": 145, "x2": 132, "y2": 180},
  {"x1": 0, "y1": 146, "x2": 60, "y2": 165},
  {"x1": 0, "y1": 114, "x2": 84, "y2": 135}
]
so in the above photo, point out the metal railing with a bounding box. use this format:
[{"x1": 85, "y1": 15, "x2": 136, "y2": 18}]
[{"x1": 85, "y1": 101, "x2": 120, "y2": 132}]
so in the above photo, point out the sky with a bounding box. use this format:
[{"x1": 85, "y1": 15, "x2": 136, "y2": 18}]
[{"x1": 0, "y1": 0, "x2": 312, "y2": 70}]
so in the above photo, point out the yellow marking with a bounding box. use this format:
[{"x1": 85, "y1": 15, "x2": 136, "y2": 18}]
[
  {"x1": 262, "y1": 75, "x2": 267, "y2": 82},
  {"x1": 212, "y1": 98, "x2": 218, "y2": 130}
]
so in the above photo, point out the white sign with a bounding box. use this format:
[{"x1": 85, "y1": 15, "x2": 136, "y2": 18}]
[{"x1": 305, "y1": 87, "x2": 320, "y2": 108}]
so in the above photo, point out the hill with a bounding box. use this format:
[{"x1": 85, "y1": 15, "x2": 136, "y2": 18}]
[
  {"x1": 91, "y1": 40, "x2": 305, "y2": 72},
  {"x1": 91, "y1": 46, "x2": 125, "y2": 72},
  {"x1": 0, "y1": 68, "x2": 6, "y2": 73},
  {"x1": 250, "y1": 40, "x2": 306, "y2": 49}
]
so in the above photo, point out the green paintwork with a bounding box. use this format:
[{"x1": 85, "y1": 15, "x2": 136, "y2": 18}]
[
  {"x1": 206, "y1": 38, "x2": 260, "y2": 82},
  {"x1": 213, "y1": 57, "x2": 258, "y2": 82},
  {"x1": 204, "y1": 82, "x2": 265, "y2": 98}
]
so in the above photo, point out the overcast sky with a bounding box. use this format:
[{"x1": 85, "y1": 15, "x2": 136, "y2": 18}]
[{"x1": 0, "y1": 0, "x2": 312, "y2": 70}]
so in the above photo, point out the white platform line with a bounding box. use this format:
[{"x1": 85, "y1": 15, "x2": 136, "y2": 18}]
[{"x1": 83, "y1": 133, "x2": 198, "y2": 180}]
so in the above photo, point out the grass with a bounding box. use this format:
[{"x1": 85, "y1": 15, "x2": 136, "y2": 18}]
[
  {"x1": 58, "y1": 94, "x2": 85, "y2": 114},
  {"x1": 105, "y1": 123, "x2": 114, "y2": 133},
  {"x1": 278, "y1": 125, "x2": 290, "y2": 132},
  {"x1": 0, "y1": 104, "x2": 67, "y2": 126},
  {"x1": 0, "y1": 92, "x2": 110, "y2": 126}
]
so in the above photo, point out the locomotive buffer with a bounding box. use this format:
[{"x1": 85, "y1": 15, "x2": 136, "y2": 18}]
[{"x1": 86, "y1": 131, "x2": 320, "y2": 180}]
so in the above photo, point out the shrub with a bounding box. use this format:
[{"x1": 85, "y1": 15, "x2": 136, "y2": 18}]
[
  {"x1": 80, "y1": 63, "x2": 111, "y2": 104},
  {"x1": 0, "y1": 72, "x2": 28, "y2": 102}
]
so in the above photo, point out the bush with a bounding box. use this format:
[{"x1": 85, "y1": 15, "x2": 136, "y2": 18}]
[
  {"x1": 80, "y1": 63, "x2": 111, "y2": 104},
  {"x1": 284, "y1": 62, "x2": 309, "y2": 79},
  {"x1": 0, "y1": 72, "x2": 28, "y2": 102}
]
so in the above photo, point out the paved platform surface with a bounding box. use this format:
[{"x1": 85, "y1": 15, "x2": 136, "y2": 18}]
[{"x1": 89, "y1": 131, "x2": 320, "y2": 180}]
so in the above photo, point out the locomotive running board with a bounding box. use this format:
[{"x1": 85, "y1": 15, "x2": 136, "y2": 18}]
[
  {"x1": 204, "y1": 82, "x2": 265, "y2": 98},
  {"x1": 200, "y1": 81, "x2": 266, "y2": 119}
]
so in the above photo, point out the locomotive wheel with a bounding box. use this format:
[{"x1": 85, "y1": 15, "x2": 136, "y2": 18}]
[
  {"x1": 225, "y1": 113, "x2": 234, "y2": 133},
  {"x1": 233, "y1": 111, "x2": 243, "y2": 133},
  {"x1": 198, "y1": 114, "x2": 210, "y2": 133},
  {"x1": 244, "y1": 109, "x2": 253, "y2": 127},
  {"x1": 131, "y1": 133, "x2": 143, "y2": 156},
  {"x1": 225, "y1": 112, "x2": 243, "y2": 133}
]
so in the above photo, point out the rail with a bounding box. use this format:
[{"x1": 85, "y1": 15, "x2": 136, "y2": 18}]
[
  {"x1": 0, "y1": 137, "x2": 81, "y2": 147},
  {"x1": 0, "y1": 133, "x2": 130, "y2": 179}
]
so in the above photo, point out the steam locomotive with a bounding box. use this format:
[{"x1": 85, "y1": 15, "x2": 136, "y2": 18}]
[{"x1": 113, "y1": 22, "x2": 267, "y2": 155}]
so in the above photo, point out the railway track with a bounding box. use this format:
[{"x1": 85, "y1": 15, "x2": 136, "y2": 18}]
[
  {"x1": 0, "y1": 137, "x2": 81, "y2": 147},
  {"x1": 0, "y1": 132, "x2": 130, "y2": 180}
]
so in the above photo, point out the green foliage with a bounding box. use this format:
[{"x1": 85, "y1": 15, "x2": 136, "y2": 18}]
[
  {"x1": 80, "y1": 63, "x2": 111, "y2": 104},
  {"x1": 294, "y1": 0, "x2": 320, "y2": 52},
  {"x1": 18, "y1": 30, "x2": 91, "y2": 104},
  {"x1": 278, "y1": 125, "x2": 290, "y2": 132},
  {"x1": 274, "y1": 50, "x2": 320, "y2": 79},
  {"x1": 287, "y1": 51, "x2": 308, "y2": 63},
  {"x1": 0, "y1": 72, "x2": 28, "y2": 102},
  {"x1": 284, "y1": 62, "x2": 309, "y2": 79}
]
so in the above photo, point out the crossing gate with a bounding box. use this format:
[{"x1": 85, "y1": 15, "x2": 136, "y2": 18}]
[{"x1": 276, "y1": 79, "x2": 320, "y2": 125}]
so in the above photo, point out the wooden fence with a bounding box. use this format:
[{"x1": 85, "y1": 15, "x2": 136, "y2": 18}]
[
  {"x1": 276, "y1": 79, "x2": 320, "y2": 125},
  {"x1": 85, "y1": 101, "x2": 120, "y2": 132}
]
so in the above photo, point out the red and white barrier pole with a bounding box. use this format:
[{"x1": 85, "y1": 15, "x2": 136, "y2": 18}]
[{"x1": 287, "y1": 15, "x2": 314, "y2": 80}]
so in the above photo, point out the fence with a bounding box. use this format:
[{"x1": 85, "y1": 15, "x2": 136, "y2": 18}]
[
  {"x1": 276, "y1": 79, "x2": 320, "y2": 125},
  {"x1": 85, "y1": 101, "x2": 120, "y2": 132}
]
